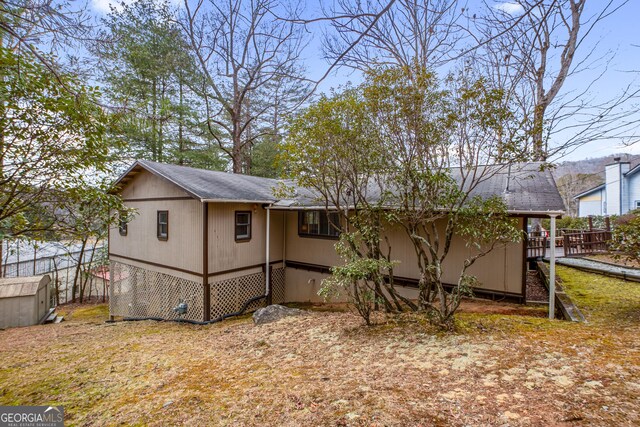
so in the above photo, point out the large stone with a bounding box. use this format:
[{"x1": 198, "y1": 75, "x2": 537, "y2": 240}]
[{"x1": 253, "y1": 304, "x2": 303, "y2": 325}]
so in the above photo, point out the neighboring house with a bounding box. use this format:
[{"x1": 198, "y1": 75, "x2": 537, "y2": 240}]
[
  {"x1": 574, "y1": 158, "x2": 640, "y2": 217},
  {"x1": 108, "y1": 160, "x2": 564, "y2": 323}
]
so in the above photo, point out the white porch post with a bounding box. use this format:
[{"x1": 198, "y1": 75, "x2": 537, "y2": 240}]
[
  {"x1": 549, "y1": 214, "x2": 557, "y2": 319},
  {"x1": 265, "y1": 206, "x2": 271, "y2": 302}
]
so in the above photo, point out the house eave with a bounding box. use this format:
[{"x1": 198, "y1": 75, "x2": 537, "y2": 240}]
[
  {"x1": 201, "y1": 198, "x2": 276, "y2": 204},
  {"x1": 573, "y1": 184, "x2": 605, "y2": 200},
  {"x1": 267, "y1": 205, "x2": 564, "y2": 217}
]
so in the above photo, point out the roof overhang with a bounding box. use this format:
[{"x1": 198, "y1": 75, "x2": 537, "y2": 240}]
[
  {"x1": 267, "y1": 204, "x2": 564, "y2": 217},
  {"x1": 573, "y1": 184, "x2": 605, "y2": 200}
]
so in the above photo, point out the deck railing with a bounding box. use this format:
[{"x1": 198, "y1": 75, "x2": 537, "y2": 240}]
[{"x1": 563, "y1": 230, "x2": 611, "y2": 256}]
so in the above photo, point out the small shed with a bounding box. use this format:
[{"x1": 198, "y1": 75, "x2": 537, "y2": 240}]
[{"x1": 0, "y1": 275, "x2": 51, "y2": 329}]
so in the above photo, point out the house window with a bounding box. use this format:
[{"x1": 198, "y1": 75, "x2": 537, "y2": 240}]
[
  {"x1": 235, "y1": 211, "x2": 251, "y2": 241},
  {"x1": 118, "y1": 212, "x2": 128, "y2": 236},
  {"x1": 635, "y1": 200, "x2": 640, "y2": 209},
  {"x1": 157, "y1": 210, "x2": 168, "y2": 241},
  {"x1": 298, "y1": 211, "x2": 341, "y2": 239}
]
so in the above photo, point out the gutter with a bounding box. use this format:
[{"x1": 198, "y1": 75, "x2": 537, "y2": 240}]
[
  {"x1": 200, "y1": 198, "x2": 275, "y2": 204},
  {"x1": 269, "y1": 205, "x2": 565, "y2": 217}
]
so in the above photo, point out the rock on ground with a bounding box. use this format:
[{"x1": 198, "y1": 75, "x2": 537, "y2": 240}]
[{"x1": 253, "y1": 304, "x2": 303, "y2": 325}]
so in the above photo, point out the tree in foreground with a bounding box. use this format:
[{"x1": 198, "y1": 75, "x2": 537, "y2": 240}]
[
  {"x1": 283, "y1": 64, "x2": 524, "y2": 328},
  {"x1": 0, "y1": 46, "x2": 120, "y2": 275}
]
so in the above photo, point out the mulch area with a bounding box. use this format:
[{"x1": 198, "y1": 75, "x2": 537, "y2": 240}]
[{"x1": 526, "y1": 270, "x2": 548, "y2": 302}]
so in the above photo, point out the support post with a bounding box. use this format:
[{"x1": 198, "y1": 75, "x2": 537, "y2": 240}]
[
  {"x1": 203, "y1": 202, "x2": 210, "y2": 321},
  {"x1": 265, "y1": 206, "x2": 271, "y2": 305},
  {"x1": 549, "y1": 214, "x2": 557, "y2": 320},
  {"x1": 109, "y1": 262, "x2": 115, "y2": 322},
  {"x1": 521, "y1": 217, "x2": 528, "y2": 302}
]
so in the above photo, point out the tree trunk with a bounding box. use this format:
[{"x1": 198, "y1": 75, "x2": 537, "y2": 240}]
[
  {"x1": 80, "y1": 243, "x2": 97, "y2": 303},
  {"x1": 532, "y1": 104, "x2": 547, "y2": 161},
  {"x1": 72, "y1": 239, "x2": 87, "y2": 302},
  {"x1": 178, "y1": 75, "x2": 184, "y2": 164}
]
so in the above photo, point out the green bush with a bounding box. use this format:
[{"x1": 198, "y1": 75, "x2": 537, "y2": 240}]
[{"x1": 610, "y1": 210, "x2": 640, "y2": 261}]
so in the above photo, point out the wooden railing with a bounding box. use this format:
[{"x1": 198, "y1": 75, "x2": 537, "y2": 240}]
[
  {"x1": 527, "y1": 235, "x2": 547, "y2": 259},
  {"x1": 563, "y1": 230, "x2": 612, "y2": 256}
]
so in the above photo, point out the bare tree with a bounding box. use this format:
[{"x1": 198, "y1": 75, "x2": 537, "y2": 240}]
[
  {"x1": 180, "y1": 0, "x2": 309, "y2": 173},
  {"x1": 473, "y1": 0, "x2": 637, "y2": 160},
  {"x1": 0, "y1": 0, "x2": 95, "y2": 81},
  {"x1": 322, "y1": 0, "x2": 464, "y2": 72}
]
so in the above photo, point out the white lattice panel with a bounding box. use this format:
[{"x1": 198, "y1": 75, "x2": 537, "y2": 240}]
[
  {"x1": 110, "y1": 263, "x2": 289, "y2": 323},
  {"x1": 209, "y1": 271, "x2": 266, "y2": 319},
  {"x1": 110, "y1": 261, "x2": 204, "y2": 321}
]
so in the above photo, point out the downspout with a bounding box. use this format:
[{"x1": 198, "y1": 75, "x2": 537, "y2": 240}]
[
  {"x1": 203, "y1": 202, "x2": 210, "y2": 321},
  {"x1": 265, "y1": 204, "x2": 271, "y2": 305},
  {"x1": 549, "y1": 214, "x2": 557, "y2": 319}
]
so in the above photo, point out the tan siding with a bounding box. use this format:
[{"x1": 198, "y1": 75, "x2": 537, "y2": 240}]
[
  {"x1": 109, "y1": 255, "x2": 202, "y2": 282},
  {"x1": 284, "y1": 269, "x2": 334, "y2": 303},
  {"x1": 207, "y1": 205, "x2": 284, "y2": 273},
  {"x1": 382, "y1": 218, "x2": 524, "y2": 294},
  {"x1": 284, "y1": 211, "x2": 341, "y2": 267},
  {"x1": 285, "y1": 213, "x2": 524, "y2": 296},
  {"x1": 120, "y1": 170, "x2": 192, "y2": 199},
  {"x1": 110, "y1": 199, "x2": 203, "y2": 274},
  {"x1": 284, "y1": 269, "x2": 420, "y2": 303}
]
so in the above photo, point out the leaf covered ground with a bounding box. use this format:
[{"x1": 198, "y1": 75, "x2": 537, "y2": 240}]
[{"x1": 0, "y1": 266, "x2": 638, "y2": 426}]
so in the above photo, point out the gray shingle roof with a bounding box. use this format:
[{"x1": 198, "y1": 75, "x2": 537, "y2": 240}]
[
  {"x1": 468, "y1": 162, "x2": 565, "y2": 213},
  {"x1": 114, "y1": 160, "x2": 282, "y2": 202},
  {"x1": 114, "y1": 160, "x2": 565, "y2": 214},
  {"x1": 281, "y1": 162, "x2": 565, "y2": 214}
]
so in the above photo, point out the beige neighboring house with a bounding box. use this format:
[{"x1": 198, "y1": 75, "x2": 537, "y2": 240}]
[{"x1": 108, "y1": 160, "x2": 565, "y2": 323}]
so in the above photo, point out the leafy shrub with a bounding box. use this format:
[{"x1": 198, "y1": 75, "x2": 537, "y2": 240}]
[{"x1": 610, "y1": 210, "x2": 640, "y2": 261}]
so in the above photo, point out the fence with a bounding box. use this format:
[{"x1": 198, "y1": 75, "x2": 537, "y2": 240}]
[
  {"x1": 109, "y1": 261, "x2": 286, "y2": 322},
  {"x1": 563, "y1": 230, "x2": 611, "y2": 256},
  {"x1": 1, "y1": 244, "x2": 107, "y2": 305},
  {"x1": 527, "y1": 235, "x2": 548, "y2": 259},
  {"x1": 1, "y1": 247, "x2": 102, "y2": 278}
]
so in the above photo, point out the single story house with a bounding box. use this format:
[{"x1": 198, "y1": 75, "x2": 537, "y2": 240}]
[
  {"x1": 574, "y1": 158, "x2": 640, "y2": 217},
  {"x1": 108, "y1": 160, "x2": 565, "y2": 323}
]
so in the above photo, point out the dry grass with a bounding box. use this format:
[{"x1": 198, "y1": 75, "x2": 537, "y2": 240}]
[{"x1": 0, "y1": 267, "x2": 638, "y2": 426}]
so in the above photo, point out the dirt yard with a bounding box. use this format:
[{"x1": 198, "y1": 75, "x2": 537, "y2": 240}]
[{"x1": 0, "y1": 266, "x2": 638, "y2": 426}]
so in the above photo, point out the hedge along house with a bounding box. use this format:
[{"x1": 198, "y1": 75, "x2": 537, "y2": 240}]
[{"x1": 108, "y1": 160, "x2": 565, "y2": 323}]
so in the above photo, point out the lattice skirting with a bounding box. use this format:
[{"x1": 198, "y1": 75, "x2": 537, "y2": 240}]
[
  {"x1": 209, "y1": 267, "x2": 285, "y2": 320},
  {"x1": 110, "y1": 261, "x2": 286, "y2": 322},
  {"x1": 109, "y1": 261, "x2": 204, "y2": 321}
]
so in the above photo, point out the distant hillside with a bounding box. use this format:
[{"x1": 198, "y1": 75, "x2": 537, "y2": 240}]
[
  {"x1": 551, "y1": 153, "x2": 640, "y2": 216},
  {"x1": 552, "y1": 153, "x2": 640, "y2": 179}
]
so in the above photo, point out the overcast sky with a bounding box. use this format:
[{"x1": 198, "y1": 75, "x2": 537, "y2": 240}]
[{"x1": 87, "y1": 0, "x2": 640, "y2": 162}]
